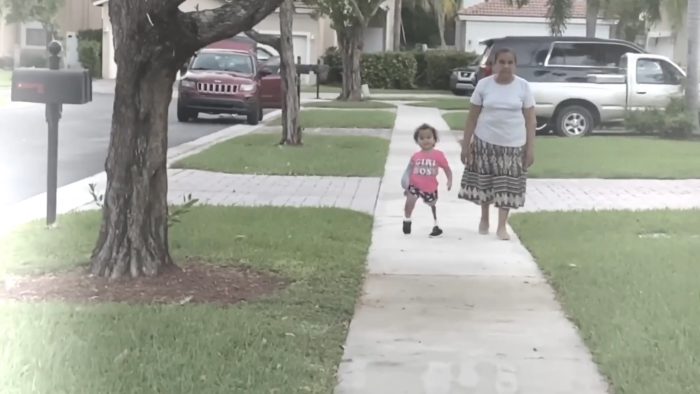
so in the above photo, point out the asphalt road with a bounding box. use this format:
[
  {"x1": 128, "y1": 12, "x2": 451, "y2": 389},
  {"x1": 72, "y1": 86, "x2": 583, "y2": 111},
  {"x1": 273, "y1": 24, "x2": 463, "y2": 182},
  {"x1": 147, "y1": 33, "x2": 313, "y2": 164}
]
[{"x1": 0, "y1": 93, "x2": 260, "y2": 206}]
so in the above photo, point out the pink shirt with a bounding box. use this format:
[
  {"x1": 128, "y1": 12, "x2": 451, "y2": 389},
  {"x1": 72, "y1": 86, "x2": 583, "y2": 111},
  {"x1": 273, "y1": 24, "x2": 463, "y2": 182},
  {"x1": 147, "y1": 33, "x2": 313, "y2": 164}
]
[{"x1": 408, "y1": 149, "x2": 450, "y2": 193}]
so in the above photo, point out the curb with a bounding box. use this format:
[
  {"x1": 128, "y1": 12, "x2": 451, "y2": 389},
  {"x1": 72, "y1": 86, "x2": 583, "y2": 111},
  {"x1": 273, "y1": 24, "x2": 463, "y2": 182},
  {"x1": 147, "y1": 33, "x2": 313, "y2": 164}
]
[{"x1": 0, "y1": 109, "x2": 281, "y2": 236}]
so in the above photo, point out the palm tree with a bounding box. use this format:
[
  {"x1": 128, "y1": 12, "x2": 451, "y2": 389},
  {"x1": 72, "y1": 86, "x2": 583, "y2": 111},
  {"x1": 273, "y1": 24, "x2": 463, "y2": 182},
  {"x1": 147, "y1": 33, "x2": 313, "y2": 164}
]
[
  {"x1": 405, "y1": 0, "x2": 458, "y2": 47},
  {"x1": 686, "y1": 0, "x2": 699, "y2": 131}
]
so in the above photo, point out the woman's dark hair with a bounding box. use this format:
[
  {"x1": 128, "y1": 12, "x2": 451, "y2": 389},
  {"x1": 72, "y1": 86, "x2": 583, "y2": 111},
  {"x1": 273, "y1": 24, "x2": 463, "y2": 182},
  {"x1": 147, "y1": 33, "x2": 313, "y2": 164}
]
[
  {"x1": 493, "y1": 47, "x2": 518, "y2": 64},
  {"x1": 414, "y1": 123, "x2": 439, "y2": 142}
]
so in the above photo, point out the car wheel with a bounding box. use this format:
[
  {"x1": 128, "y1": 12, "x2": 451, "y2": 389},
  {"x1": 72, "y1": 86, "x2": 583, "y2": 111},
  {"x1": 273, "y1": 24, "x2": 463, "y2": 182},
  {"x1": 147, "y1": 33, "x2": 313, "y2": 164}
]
[
  {"x1": 258, "y1": 106, "x2": 264, "y2": 121},
  {"x1": 177, "y1": 105, "x2": 196, "y2": 122},
  {"x1": 554, "y1": 105, "x2": 594, "y2": 137},
  {"x1": 536, "y1": 120, "x2": 551, "y2": 135},
  {"x1": 247, "y1": 105, "x2": 260, "y2": 125}
]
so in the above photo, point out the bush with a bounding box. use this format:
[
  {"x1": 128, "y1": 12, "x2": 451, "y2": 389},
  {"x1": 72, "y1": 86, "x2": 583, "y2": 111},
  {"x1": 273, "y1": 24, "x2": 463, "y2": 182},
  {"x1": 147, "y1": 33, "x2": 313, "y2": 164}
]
[
  {"x1": 322, "y1": 47, "x2": 342, "y2": 84},
  {"x1": 79, "y1": 39, "x2": 102, "y2": 78},
  {"x1": 625, "y1": 97, "x2": 697, "y2": 140},
  {"x1": 423, "y1": 50, "x2": 478, "y2": 90},
  {"x1": 77, "y1": 29, "x2": 102, "y2": 43},
  {"x1": 361, "y1": 52, "x2": 416, "y2": 89},
  {"x1": 19, "y1": 50, "x2": 48, "y2": 68}
]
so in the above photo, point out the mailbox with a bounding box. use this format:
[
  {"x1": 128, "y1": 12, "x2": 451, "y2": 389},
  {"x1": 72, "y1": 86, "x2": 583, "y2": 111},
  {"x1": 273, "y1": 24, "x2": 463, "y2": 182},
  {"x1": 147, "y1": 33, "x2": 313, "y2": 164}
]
[{"x1": 11, "y1": 68, "x2": 92, "y2": 104}]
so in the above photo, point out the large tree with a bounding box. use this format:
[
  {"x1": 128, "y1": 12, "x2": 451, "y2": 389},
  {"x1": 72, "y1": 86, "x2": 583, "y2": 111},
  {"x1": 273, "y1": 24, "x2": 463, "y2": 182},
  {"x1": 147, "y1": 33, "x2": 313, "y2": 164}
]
[
  {"x1": 306, "y1": 0, "x2": 385, "y2": 101},
  {"x1": 247, "y1": 0, "x2": 301, "y2": 145},
  {"x1": 90, "y1": 0, "x2": 284, "y2": 279}
]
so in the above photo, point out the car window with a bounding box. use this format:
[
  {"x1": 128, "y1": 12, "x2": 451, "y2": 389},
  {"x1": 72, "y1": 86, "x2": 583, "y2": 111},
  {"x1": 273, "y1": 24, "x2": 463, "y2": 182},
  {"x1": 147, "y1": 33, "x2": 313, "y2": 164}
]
[
  {"x1": 548, "y1": 42, "x2": 637, "y2": 67},
  {"x1": 191, "y1": 53, "x2": 254, "y2": 74},
  {"x1": 256, "y1": 48, "x2": 271, "y2": 62},
  {"x1": 636, "y1": 58, "x2": 683, "y2": 85}
]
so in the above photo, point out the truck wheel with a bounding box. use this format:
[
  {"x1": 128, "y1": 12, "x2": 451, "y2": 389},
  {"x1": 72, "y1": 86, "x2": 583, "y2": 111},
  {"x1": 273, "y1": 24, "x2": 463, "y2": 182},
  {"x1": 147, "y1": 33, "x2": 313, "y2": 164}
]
[
  {"x1": 536, "y1": 120, "x2": 551, "y2": 135},
  {"x1": 177, "y1": 106, "x2": 197, "y2": 122},
  {"x1": 258, "y1": 107, "x2": 264, "y2": 121},
  {"x1": 247, "y1": 105, "x2": 260, "y2": 125},
  {"x1": 554, "y1": 106, "x2": 594, "y2": 137}
]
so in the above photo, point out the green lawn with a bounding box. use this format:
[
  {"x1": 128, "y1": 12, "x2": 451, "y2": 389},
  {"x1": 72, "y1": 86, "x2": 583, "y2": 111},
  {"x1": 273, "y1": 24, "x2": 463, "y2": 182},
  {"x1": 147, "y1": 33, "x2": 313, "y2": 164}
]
[
  {"x1": 529, "y1": 137, "x2": 700, "y2": 179},
  {"x1": 301, "y1": 84, "x2": 449, "y2": 95},
  {"x1": 443, "y1": 111, "x2": 467, "y2": 130},
  {"x1": 0, "y1": 206, "x2": 373, "y2": 393},
  {"x1": 173, "y1": 133, "x2": 389, "y2": 177},
  {"x1": 303, "y1": 100, "x2": 395, "y2": 109},
  {"x1": 511, "y1": 210, "x2": 700, "y2": 394},
  {"x1": 410, "y1": 98, "x2": 470, "y2": 111},
  {"x1": 268, "y1": 109, "x2": 396, "y2": 129},
  {"x1": 0, "y1": 70, "x2": 10, "y2": 88}
]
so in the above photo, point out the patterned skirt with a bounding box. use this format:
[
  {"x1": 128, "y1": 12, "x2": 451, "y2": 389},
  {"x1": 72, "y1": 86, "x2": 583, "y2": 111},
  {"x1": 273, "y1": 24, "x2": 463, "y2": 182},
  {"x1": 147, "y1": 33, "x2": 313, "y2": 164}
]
[{"x1": 458, "y1": 136, "x2": 527, "y2": 209}]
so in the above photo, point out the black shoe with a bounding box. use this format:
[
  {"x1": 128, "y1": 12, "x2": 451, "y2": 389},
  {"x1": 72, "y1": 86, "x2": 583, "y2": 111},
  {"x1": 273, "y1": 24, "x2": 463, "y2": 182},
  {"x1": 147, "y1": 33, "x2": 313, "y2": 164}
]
[
  {"x1": 430, "y1": 226, "x2": 443, "y2": 237},
  {"x1": 403, "y1": 220, "x2": 412, "y2": 234}
]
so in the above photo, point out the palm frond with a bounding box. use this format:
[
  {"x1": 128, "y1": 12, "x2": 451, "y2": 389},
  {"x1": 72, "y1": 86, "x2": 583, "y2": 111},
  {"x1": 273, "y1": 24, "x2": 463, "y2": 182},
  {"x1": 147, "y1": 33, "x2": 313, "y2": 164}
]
[{"x1": 546, "y1": 0, "x2": 573, "y2": 36}]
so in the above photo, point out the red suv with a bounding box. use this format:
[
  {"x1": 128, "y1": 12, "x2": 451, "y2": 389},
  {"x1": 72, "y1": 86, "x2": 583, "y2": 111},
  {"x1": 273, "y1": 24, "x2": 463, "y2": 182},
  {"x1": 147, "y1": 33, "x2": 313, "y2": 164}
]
[{"x1": 177, "y1": 40, "x2": 281, "y2": 125}]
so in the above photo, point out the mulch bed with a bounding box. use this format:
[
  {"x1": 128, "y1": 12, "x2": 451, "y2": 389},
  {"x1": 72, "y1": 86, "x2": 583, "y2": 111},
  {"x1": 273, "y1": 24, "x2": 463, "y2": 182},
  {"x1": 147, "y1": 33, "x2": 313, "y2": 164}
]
[{"x1": 0, "y1": 261, "x2": 288, "y2": 306}]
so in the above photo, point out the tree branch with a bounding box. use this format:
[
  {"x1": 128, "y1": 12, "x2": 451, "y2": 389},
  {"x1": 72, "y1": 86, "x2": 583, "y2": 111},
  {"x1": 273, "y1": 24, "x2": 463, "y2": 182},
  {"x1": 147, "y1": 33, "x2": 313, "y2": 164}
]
[
  {"x1": 347, "y1": 0, "x2": 367, "y2": 24},
  {"x1": 178, "y1": 0, "x2": 285, "y2": 50},
  {"x1": 244, "y1": 29, "x2": 282, "y2": 52}
]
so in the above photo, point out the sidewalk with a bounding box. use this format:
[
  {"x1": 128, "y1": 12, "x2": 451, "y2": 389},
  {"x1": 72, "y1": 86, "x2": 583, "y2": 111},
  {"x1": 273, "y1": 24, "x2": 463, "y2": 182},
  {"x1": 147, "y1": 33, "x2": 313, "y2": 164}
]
[{"x1": 335, "y1": 105, "x2": 609, "y2": 393}]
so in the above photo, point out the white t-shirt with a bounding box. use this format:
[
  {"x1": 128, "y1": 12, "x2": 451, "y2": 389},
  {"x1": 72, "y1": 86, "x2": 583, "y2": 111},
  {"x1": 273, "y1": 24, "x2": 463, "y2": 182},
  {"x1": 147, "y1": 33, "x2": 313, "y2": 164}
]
[{"x1": 470, "y1": 75, "x2": 536, "y2": 147}]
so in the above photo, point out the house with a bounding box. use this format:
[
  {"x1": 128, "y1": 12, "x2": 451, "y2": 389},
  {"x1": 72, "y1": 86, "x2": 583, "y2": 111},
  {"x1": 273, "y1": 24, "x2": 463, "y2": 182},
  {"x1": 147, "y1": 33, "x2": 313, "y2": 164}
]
[
  {"x1": 0, "y1": 0, "x2": 102, "y2": 67},
  {"x1": 645, "y1": 6, "x2": 689, "y2": 69},
  {"x1": 94, "y1": 0, "x2": 397, "y2": 81},
  {"x1": 455, "y1": 0, "x2": 615, "y2": 54}
]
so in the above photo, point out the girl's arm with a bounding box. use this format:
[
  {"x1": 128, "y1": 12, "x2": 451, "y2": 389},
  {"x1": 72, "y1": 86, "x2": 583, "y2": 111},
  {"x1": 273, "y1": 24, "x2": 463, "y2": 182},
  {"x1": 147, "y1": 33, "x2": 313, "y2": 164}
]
[{"x1": 439, "y1": 152, "x2": 453, "y2": 191}]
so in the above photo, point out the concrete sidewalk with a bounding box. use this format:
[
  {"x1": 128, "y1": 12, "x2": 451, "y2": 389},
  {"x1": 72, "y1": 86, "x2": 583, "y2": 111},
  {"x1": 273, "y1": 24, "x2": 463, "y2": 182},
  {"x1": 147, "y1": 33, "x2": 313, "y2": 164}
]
[{"x1": 335, "y1": 105, "x2": 609, "y2": 393}]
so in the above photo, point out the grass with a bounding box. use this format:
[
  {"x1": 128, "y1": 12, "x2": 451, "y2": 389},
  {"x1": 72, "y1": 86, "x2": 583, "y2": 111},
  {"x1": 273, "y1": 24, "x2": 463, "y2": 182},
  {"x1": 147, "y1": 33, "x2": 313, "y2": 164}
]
[
  {"x1": 511, "y1": 210, "x2": 700, "y2": 394},
  {"x1": 409, "y1": 98, "x2": 470, "y2": 111},
  {"x1": 0, "y1": 206, "x2": 373, "y2": 393},
  {"x1": 301, "y1": 84, "x2": 450, "y2": 95},
  {"x1": 303, "y1": 100, "x2": 395, "y2": 109},
  {"x1": 173, "y1": 133, "x2": 389, "y2": 177},
  {"x1": 0, "y1": 70, "x2": 10, "y2": 88},
  {"x1": 443, "y1": 111, "x2": 467, "y2": 130},
  {"x1": 529, "y1": 137, "x2": 700, "y2": 179},
  {"x1": 267, "y1": 109, "x2": 396, "y2": 129}
]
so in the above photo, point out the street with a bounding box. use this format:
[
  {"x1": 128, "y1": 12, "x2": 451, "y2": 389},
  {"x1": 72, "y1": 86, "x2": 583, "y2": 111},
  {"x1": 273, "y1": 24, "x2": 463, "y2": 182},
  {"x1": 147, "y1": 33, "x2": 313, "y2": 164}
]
[{"x1": 0, "y1": 93, "x2": 259, "y2": 206}]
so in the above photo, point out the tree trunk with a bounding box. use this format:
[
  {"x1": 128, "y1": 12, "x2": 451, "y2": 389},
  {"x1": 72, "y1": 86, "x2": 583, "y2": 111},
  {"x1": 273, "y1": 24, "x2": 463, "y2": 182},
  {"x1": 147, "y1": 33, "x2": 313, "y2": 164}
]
[
  {"x1": 338, "y1": 25, "x2": 365, "y2": 101},
  {"x1": 393, "y1": 0, "x2": 403, "y2": 50},
  {"x1": 586, "y1": 0, "x2": 599, "y2": 38},
  {"x1": 686, "y1": 0, "x2": 700, "y2": 133},
  {"x1": 434, "y1": 0, "x2": 447, "y2": 48},
  {"x1": 279, "y1": 0, "x2": 301, "y2": 145}
]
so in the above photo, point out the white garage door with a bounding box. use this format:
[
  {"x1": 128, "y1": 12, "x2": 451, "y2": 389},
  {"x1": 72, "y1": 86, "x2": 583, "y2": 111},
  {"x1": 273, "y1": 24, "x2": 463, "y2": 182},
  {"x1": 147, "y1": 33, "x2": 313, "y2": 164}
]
[{"x1": 292, "y1": 34, "x2": 313, "y2": 84}]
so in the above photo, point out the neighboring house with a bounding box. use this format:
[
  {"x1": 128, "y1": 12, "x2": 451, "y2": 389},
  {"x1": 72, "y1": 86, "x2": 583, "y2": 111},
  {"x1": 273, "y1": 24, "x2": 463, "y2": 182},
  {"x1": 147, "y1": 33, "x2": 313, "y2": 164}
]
[
  {"x1": 0, "y1": 0, "x2": 102, "y2": 67},
  {"x1": 455, "y1": 0, "x2": 616, "y2": 54},
  {"x1": 94, "y1": 0, "x2": 397, "y2": 81},
  {"x1": 645, "y1": 6, "x2": 688, "y2": 69}
]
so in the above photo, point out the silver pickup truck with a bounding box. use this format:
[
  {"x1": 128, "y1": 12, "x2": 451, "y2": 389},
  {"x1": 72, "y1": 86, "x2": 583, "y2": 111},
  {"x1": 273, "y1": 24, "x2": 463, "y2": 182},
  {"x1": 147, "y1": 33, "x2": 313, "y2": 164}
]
[{"x1": 532, "y1": 53, "x2": 690, "y2": 137}]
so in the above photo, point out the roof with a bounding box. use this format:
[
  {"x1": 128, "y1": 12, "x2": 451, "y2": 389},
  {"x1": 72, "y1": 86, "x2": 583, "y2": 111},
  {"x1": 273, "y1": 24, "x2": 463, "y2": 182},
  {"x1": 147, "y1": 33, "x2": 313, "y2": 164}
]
[{"x1": 459, "y1": 0, "x2": 587, "y2": 19}]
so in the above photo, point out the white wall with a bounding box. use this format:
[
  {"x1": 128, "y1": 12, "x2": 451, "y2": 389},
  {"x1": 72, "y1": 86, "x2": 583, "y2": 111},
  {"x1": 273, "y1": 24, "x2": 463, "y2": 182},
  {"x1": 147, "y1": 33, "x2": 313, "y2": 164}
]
[{"x1": 462, "y1": 18, "x2": 612, "y2": 54}]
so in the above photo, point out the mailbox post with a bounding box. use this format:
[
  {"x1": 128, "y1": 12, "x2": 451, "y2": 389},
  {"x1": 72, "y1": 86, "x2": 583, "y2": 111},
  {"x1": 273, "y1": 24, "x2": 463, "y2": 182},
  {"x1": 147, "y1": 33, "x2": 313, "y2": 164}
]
[
  {"x1": 11, "y1": 40, "x2": 92, "y2": 226},
  {"x1": 46, "y1": 42, "x2": 62, "y2": 225}
]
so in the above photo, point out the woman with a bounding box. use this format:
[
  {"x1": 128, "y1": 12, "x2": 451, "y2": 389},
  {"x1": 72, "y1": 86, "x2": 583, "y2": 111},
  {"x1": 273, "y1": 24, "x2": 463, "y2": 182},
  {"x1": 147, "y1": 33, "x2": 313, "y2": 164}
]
[{"x1": 458, "y1": 48, "x2": 537, "y2": 241}]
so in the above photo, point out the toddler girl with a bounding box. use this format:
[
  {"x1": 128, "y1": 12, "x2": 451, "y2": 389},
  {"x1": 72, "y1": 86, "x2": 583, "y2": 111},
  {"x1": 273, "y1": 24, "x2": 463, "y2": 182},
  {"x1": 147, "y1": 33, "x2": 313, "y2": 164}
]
[{"x1": 401, "y1": 123, "x2": 452, "y2": 237}]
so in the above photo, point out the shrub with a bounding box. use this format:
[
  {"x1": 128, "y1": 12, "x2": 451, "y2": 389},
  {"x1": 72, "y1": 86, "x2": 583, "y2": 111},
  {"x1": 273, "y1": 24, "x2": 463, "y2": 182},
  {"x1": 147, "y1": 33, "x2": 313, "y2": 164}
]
[
  {"x1": 77, "y1": 29, "x2": 102, "y2": 43},
  {"x1": 625, "y1": 108, "x2": 665, "y2": 135},
  {"x1": 79, "y1": 39, "x2": 102, "y2": 78},
  {"x1": 625, "y1": 97, "x2": 697, "y2": 139},
  {"x1": 322, "y1": 47, "x2": 342, "y2": 84},
  {"x1": 19, "y1": 50, "x2": 48, "y2": 68},
  {"x1": 423, "y1": 50, "x2": 478, "y2": 90},
  {"x1": 361, "y1": 52, "x2": 416, "y2": 89}
]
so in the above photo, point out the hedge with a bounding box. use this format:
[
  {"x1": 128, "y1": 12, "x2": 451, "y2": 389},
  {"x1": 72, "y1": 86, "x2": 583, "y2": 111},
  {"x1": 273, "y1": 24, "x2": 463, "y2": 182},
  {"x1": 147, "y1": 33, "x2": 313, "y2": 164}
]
[
  {"x1": 625, "y1": 97, "x2": 696, "y2": 140},
  {"x1": 322, "y1": 48, "x2": 477, "y2": 90},
  {"x1": 79, "y1": 39, "x2": 102, "y2": 78}
]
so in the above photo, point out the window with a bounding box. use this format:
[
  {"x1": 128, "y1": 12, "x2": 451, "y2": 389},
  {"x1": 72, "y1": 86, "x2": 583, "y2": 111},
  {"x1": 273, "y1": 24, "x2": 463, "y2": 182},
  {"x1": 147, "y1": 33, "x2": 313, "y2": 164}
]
[
  {"x1": 191, "y1": 52, "x2": 254, "y2": 75},
  {"x1": 548, "y1": 42, "x2": 639, "y2": 67},
  {"x1": 24, "y1": 26, "x2": 47, "y2": 47},
  {"x1": 636, "y1": 59, "x2": 683, "y2": 85}
]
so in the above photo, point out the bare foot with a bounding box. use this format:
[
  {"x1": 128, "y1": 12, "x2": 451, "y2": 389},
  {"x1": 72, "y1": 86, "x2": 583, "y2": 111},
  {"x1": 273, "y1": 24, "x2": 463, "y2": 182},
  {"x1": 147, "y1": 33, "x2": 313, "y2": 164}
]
[
  {"x1": 479, "y1": 220, "x2": 489, "y2": 235},
  {"x1": 496, "y1": 228, "x2": 511, "y2": 241}
]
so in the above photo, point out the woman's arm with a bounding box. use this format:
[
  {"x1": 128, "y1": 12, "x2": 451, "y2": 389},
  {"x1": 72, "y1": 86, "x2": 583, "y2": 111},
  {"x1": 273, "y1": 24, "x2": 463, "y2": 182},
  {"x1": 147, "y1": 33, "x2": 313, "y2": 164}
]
[
  {"x1": 523, "y1": 106, "x2": 536, "y2": 168},
  {"x1": 461, "y1": 105, "x2": 481, "y2": 164}
]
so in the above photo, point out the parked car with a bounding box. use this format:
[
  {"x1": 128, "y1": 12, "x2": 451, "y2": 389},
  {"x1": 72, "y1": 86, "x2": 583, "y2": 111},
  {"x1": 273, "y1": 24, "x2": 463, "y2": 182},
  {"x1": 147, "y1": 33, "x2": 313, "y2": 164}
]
[
  {"x1": 177, "y1": 40, "x2": 282, "y2": 125},
  {"x1": 538, "y1": 52, "x2": 692, "y2": 137},
  {"x1": 469, "y1": 36, "x2": 648, "y2": 134},
  {"x1": 449, "y1": 64, "x2": 477, "y2": 96}
]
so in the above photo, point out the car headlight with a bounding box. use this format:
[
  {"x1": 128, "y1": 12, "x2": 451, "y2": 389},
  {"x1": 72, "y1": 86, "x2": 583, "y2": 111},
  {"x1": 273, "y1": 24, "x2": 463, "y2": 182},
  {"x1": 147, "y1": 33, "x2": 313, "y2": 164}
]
[
  {"x1": 180, "y1": 79, "x2": 195, "y2": 89},
  {"x1": 239, "y1": 83, "x2": 256, "y2": 92}
]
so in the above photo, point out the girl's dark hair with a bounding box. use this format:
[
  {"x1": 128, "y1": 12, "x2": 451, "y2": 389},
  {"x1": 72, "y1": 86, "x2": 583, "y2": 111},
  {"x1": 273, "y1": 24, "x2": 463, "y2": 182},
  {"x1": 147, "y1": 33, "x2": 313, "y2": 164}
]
[
  {"x1": 414, "y1": 123, "x2": 438, "y2": 142},
  {"x1": 494, "y1": 47, "x2": 518, "y2": 64}
]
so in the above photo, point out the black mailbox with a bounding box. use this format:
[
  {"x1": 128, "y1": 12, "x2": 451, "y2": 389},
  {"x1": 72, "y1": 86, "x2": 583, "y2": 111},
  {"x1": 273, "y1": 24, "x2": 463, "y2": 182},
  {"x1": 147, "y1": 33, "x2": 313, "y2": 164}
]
[{"x1": 11, "y1": 68, "x2": 92, "y2": 104}]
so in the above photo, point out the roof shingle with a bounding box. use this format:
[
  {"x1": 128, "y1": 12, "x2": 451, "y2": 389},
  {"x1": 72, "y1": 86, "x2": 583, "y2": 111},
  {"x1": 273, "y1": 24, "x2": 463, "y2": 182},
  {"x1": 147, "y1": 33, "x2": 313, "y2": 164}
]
[{"x1": 459, "y1": 0, "x2": 587, "y2": 19}]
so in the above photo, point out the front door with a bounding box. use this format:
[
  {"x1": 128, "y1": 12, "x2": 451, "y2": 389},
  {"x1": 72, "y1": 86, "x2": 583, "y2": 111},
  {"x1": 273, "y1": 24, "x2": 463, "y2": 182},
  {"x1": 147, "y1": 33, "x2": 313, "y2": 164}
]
[{"x1": 628, "y1": 57, "x2": 684, "y2": 111}]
